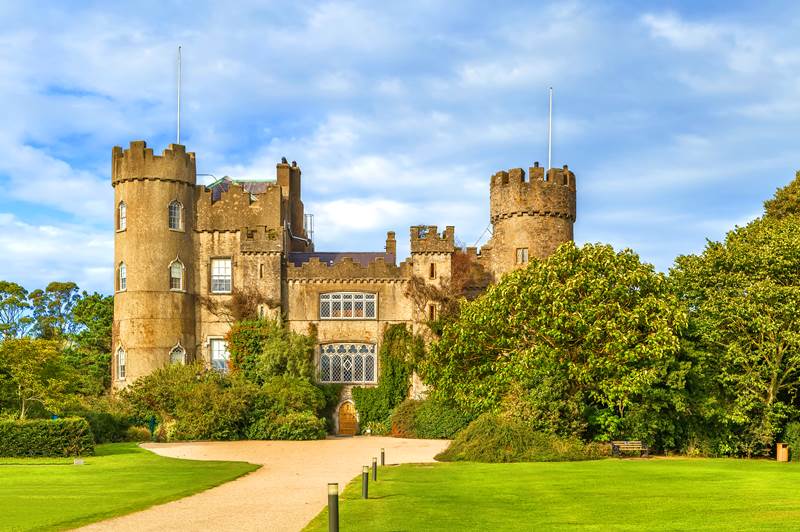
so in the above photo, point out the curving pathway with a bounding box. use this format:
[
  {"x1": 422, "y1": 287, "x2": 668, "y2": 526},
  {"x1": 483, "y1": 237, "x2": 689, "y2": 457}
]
[{"x1": 77, "y1": 436, "x2": 449, "y2": 532}]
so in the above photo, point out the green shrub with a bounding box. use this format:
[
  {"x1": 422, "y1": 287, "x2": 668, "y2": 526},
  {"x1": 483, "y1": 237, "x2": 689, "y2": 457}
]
[
  {"x1": 784, "y1": 422, "x2": 800, "y2": 460},
  {"x1": 391, "y1": 399, "x2": 422, "y2": 437},
  {"x1": 125, "y1": 426, "x2": 152, "y2": 442},
  {"x1": 413, "y1": 399, "x2": 471, "y2": 439},
  {"x1": 247, "y1": 411, "x2": 326, "y2": 440},
  {"x1": 260, "y1": 376, "x2": 325, "y2": 415},
  {"x1": 0, "y1": 418, "x2": 94, "y2": 457},
  {"x1": 171, "y1": 378, "x2": 257, "y2": 441},
  {"x1": 226, "y1": 319, "x2": 316, "y2": 383},
  {"x1": 362, "y1": 420, "x2": 390, "y2": 436},
  {"x1": 71, "y1": 411, "x2": 132, "y2": 443},
  {"x1": 436, "y1": 413, "x2": 607, "y2": 463}
]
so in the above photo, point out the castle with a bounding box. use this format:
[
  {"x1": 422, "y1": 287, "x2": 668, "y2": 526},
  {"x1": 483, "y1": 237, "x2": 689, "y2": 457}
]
[{"x1": 111, "y1": 140, "x2": 576, "y2": 434}]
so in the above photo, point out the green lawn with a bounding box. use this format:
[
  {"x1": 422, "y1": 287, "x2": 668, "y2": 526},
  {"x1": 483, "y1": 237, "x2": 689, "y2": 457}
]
[
  {"x1": 0, "y1": 443, "x2": 258, "y2": 531},
  {"x1": 305, "y1": 459, "x2": 800, "y2": 531}
]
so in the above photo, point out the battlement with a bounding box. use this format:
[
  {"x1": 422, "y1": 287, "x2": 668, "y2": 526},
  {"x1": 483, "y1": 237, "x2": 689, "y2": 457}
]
[
  {"x1": 490, "y1": 162, "x2": 575, "y2": 190},
  {"x1": 489, "y1": 164, "x2": 577, "y2": 223},
  {"x1": 196, "y1": 181, "x2": 282, "y2": 232},
  {"x1": 410, "y1": 225, "x2": 455, "y2": 254},
  {"x1": 112, "y1": 141, "x2": 196, "y2": 185},
  {"x1": 286, "y1": 256, "x2": 411, "y2": 281}
]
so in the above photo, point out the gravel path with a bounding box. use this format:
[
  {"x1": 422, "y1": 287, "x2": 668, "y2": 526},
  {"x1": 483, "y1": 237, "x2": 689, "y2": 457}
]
[{"x1": 77, "y1": 437, "x2": 449, "y2": 532}]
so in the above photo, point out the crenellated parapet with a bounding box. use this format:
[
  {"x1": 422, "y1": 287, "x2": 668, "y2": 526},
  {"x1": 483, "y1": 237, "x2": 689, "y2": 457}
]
[
  {"x1": 489, "y1": 163, "x2": 576, "y2": 224},
  {"x1": 287, "y1": 256, "x2": 411, "y2": 282},
  {"x1": 410, "y1": 225, "x2": 455, "y2": 254},
  {"x1": 112, "y1": 141, "x2": 196, "y2": 186},
  {"x1": 195, "y1": 182, "x2": 282, "y2": 232}
]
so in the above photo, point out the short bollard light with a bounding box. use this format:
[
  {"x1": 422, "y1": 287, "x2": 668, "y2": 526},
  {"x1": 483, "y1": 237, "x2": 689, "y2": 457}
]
[
  {"x1": 372, "y1": 457, "x2": 378, "y2": 481},
  {"x1": 381, "y1": 447, "x2": 385, "y2": 466},
  {"x1": 327, "y1": 483, "x2": 339, "y2": 532},
  {"x1": 362, "y1": 465, "x2": 370, "y2": 499}
]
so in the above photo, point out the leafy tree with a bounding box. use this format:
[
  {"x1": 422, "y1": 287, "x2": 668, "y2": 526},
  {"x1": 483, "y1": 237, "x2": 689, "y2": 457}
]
[
  {"x1": 63, "y1": 292, "x2": 114, "y2": 395},
  {"x1": 671, "y1": 214, "x2": 800, "y2": 455},
  {"x1": 764, "y1": 170, "x2": 800, "y2": 219},
  {"x1": 29, "y1": 282, "x2": 80, "y2": 339},
  {"x1": 0, "y1": 338, "x2": 72, "y2": 419},
  {"x1": 421, "y1": 242, "x2": 687, "y2": 444},
  {"x1": 0, "y1": 281, "x2": 32, "y2": 339}
]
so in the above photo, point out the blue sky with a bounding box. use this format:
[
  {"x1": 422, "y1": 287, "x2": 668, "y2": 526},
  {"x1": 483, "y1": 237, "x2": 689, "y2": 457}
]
[{"x1": 0, "y1": 1, "x2": 798, "y2": 294}]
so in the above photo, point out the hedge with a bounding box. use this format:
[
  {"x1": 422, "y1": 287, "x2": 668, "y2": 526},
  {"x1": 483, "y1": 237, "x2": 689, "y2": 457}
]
[{"x1": 0, "y1": 418, "x2": 95, "y2": 457}]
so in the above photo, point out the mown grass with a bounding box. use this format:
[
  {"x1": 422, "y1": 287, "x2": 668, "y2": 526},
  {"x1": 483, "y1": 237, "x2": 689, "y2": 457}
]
[
  {"x1": 305, "y1": 458, "x2": 800, "y2": 531},
  {"x1": 0, "y1": 442, "x2": 258, "y2": 531}
]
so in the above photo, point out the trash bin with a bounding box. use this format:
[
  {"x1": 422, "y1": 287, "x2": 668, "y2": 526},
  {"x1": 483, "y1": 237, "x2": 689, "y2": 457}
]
[{"x1": 777, "y1": 442, "x2": 789, "y2": 462}]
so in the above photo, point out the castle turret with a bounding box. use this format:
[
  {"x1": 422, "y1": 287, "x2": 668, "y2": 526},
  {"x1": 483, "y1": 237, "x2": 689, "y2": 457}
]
[
  {"x1": 112, "y1": 141, "x2": 197, "y2": 388},
  {"x1": 410, "y1": 225, "x2": 455, "y2": 321},
  {"x1": 483, "y1": 162, "x2": 576, "y2": 279}
]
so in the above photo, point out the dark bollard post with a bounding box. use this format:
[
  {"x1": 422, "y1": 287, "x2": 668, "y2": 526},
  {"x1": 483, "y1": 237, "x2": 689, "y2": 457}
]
[
  {"x1": 327, "y1": 483, "x2": 339, "y2": 532},
  {"x1": 381, "y1": 448, "x2": 385, "y2": 466},
  {"x1": 372, "y1": 457, "x2": 378, "y2": 481},
  {"x1": 362, "y1": 465, "x2": 369, "y2": 499}
]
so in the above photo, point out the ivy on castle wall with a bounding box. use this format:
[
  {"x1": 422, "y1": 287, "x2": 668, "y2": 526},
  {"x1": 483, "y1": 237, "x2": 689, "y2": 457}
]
[{"x1": 351, "y1": 324, "x2": 423, "y2": 426}]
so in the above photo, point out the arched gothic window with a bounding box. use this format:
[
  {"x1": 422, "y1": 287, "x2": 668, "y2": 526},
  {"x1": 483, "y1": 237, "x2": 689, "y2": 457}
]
[
  {"x1": 168, "y1": 200, "x2": 184, "y2": 230},
  {"x1": 116, "y1": 347, "x2": 126, "y2": 380},
  {"x1": 169, "y1": 260, "x2": 184, "y2": 291},
  {"x1": 169, "y1": 344, "x2": 186, "y2": 365},
  {"x1": 118, "y1": 201, "x2": 127, "y2": 231},
  {"x1": 118, "y1": 262, "x2": 127, "y2": 291},
  {"x1": 319, "y1": 343, "x2": 376, "y2": 384}
]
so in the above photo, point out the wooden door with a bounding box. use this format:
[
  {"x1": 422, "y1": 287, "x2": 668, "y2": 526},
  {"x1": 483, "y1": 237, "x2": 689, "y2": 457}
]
[{"x1": 338, "y1": 402, "x2": 357, "y2": 436}]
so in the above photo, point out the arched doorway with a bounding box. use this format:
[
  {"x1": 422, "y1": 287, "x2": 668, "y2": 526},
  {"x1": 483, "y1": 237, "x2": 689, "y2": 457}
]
[{"x1": 338, "y1": 402, "x2": 357, "y2": 436}]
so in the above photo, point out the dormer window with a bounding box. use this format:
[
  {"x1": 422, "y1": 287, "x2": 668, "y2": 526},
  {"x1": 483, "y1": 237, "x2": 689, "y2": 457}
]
[
  {"x1": 118, "y1": 201, "x2": 127, "y2": 231},
  {"x1": 168, "y1": 200, "x2": 184, "y2": 231}
]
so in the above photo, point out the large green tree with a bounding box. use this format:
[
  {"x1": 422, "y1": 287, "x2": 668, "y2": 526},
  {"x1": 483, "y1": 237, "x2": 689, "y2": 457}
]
[
  {"x1": 671, "y1": 214, "x2": 800, "y2": 455},
  {"x1": 0, "y1": 338, "x2": 72, "y2": 419},
  {"x1": 421, "y1": 242, "x2": 688, "y2": 444},
  {"x1": 29, "y1": 282, "x2": 80, "y2": 339},
  {"x1": 0, "y1": 281, "x2": 32, "y2": 339},
  {"x1": 63, "y1": 292, "x2": 114, "y2": 395}
]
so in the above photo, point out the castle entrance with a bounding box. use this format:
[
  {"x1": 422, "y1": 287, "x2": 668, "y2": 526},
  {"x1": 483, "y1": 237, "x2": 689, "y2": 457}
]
[{"x1": 338, "y1": 402, "x2": 357, "y2": 436}]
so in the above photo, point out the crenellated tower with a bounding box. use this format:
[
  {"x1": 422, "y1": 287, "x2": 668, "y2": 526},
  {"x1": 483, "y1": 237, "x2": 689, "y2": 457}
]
[
  {"x1": 112, "y1": 141, "x2": 197, "y2": 388},
  {"x1": 482, "y1": 162, "x2": 576, "y2": 279}
]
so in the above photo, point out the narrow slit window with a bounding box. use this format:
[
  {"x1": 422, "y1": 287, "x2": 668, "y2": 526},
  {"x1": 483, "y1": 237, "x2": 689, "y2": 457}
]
[
  {"x1": 117, "y1": 347, "x2": 126, "y2": 380},
  {"x1": 428, "y1": 304, "x2": 436, "y2": 321},
  {"x1": 118, "y1": 201, "x2": 127, "y2": 231},
  {"x1": 429, "y1": 263, "x2": 436, "y2": 279}
]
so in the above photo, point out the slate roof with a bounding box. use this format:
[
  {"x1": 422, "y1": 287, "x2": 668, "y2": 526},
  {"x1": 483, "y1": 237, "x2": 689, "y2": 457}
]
[
  {"x1": 287, "y1": 252, "x2": 395, "y2": 267},
  {"x1": 207, "y1": 177, "x2": 274, "y2": 201}
]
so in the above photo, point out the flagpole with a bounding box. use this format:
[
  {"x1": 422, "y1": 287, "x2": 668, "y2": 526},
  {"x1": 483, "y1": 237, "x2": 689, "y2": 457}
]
[
  {"x1": 547, "y1": 86, "x2": 553, "y2": 175},
  {"x1": 177, "y1": 45, "x2": 182, "y2": 145}
]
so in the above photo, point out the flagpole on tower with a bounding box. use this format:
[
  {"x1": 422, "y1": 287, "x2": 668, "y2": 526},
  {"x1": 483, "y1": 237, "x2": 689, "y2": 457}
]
[
  {"x1": 547, "y1": 86, "x2": 553, "y2": 175},
  {"x1": 177, "y1": 45, "x2": 182, "y2": 145}
]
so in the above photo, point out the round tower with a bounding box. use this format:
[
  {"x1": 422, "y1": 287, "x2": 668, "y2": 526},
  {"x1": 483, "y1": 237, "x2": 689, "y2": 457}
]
[
  {"x1": 485, "y1": 162, "x2": 576, "y2": 279},
  {"x1": 112, "y1": 141, "x2": 197, "y2": 388}
]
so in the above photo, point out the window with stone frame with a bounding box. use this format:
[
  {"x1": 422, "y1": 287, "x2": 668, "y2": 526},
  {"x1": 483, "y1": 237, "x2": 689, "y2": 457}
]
[
  {"x1": 116, "y1": 347, "x2": 126, "y2": 380},
  {"x1": 169, "y1": 344, "x2": 186, "y2": 365},
  {"x1": 210, "y1": 338, "x2": 229, "y2": 372},
  {"x1": 118, "y1": 263, "x2": 127, "y2": 291},
  {"x1": 168, "y1": 200, "x2": 184, "y2": 231},
  {"x1": 319, "y1": 292, "x2": 377, "y2": 320},
  {"x1": 516, "y1": 247, "x2": 529, "y2": 264},
  {"x1": 210, "y1": 258, "x2": 232, "y2": 293},
  {"x1": 118, "y1": 201, "x2": 127, "y2": 231},
  {"x1": 170, "y1": 260, "x2": 184, "y2": 291},
  {"x1": 318, "y1": 343, "x2": 376, "y2": 384}
]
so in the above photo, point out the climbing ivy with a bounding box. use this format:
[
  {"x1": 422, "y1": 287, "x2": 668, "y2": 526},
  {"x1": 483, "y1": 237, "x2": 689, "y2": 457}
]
[{"x1": 352, "y1": 324, "x2": 422, "y2": 426}]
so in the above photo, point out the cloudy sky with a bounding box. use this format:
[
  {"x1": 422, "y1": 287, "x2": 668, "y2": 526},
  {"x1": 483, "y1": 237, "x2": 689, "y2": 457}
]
[{"x1": 1, "y1": 1, "x2": 798, "y2": 294}]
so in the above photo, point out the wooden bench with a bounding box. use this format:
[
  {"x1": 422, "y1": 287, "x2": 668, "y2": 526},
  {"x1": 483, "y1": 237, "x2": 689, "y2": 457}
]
[{"x1": 611, "y1": 440, "x2": 649, "y2": 457}]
